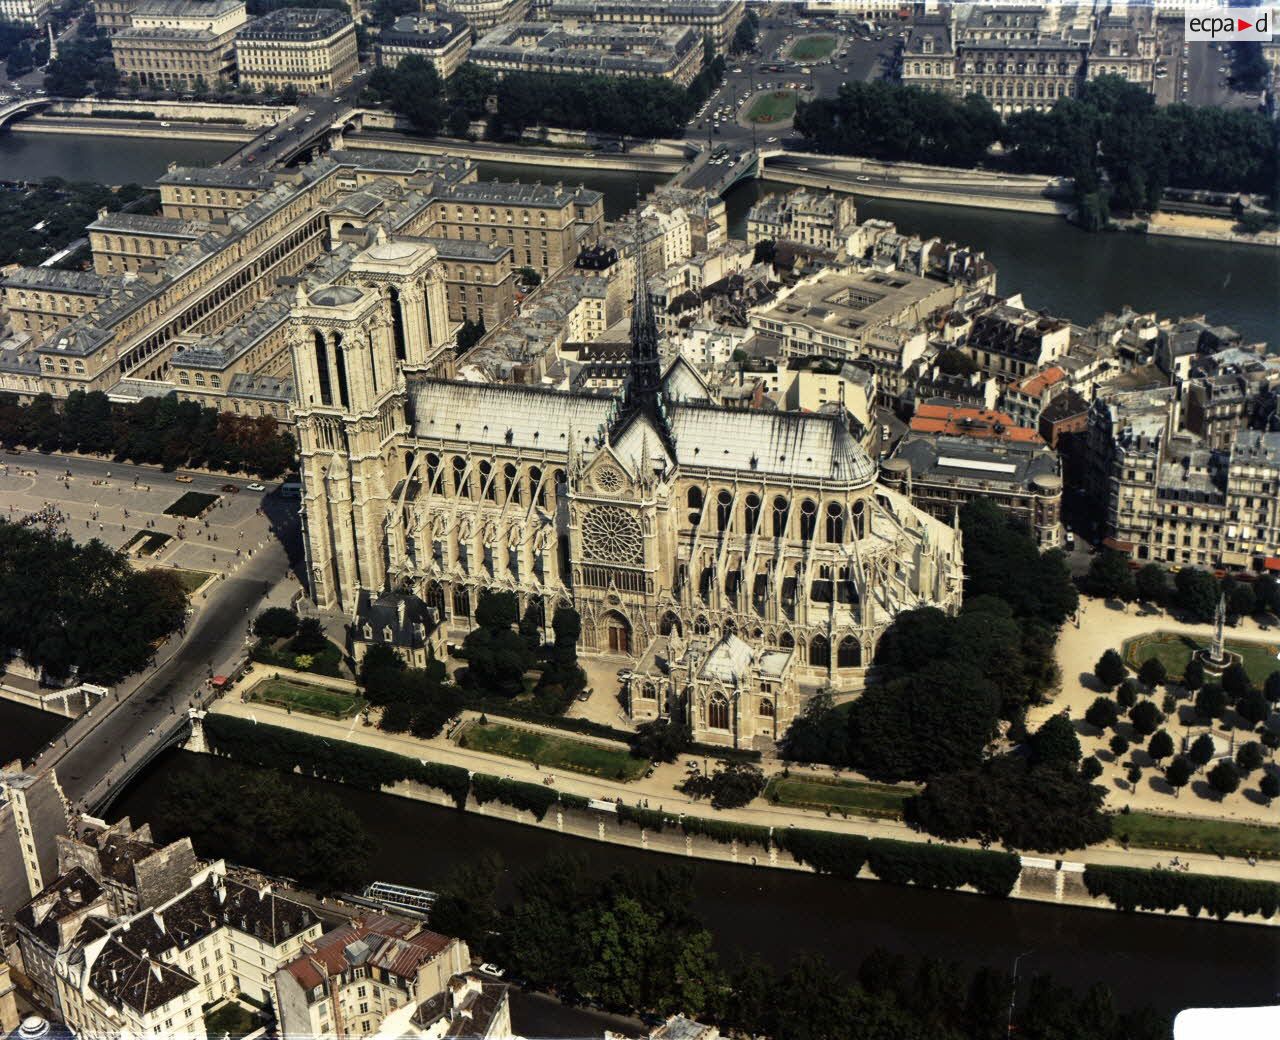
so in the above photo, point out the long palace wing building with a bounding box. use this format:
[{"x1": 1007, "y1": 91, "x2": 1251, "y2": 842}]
[{"x1": 292, "y1": 220, "x2": 964, "y2": 749}]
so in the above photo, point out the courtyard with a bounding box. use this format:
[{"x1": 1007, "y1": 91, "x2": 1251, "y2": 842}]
[{"x1": 245, "y1": 677, "x2": 364, "y2": 719}]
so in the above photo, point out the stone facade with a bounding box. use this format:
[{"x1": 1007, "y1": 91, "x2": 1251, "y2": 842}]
[
  {"x1": 374, "y1": 13, "x2": 472, "y2": 79},
  {"x1": 110, "y1": 0, "x2": 247, "y2": 91},
  {"x1": 235, "y1": 7, "x2": 359, "y2": 94},
  {"x1": 547, "y1": 0, "x2": 745, "y2": 55}
]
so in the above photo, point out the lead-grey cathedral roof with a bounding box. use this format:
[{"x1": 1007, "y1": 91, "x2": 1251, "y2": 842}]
[{"x1": 408, "y1": 378, "x2": 877, "y2": 484}]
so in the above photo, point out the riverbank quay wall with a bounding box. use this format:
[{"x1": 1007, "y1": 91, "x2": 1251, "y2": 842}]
[
  {"x1": 44, "y1": 99, "x2": 294, "y2": 126},
  {"x1": 181, "y1": 713, "x2": 1280, "y2": 928},
  {"x1": 13, "y1": 118, "x2": 256, "y2": 143}
]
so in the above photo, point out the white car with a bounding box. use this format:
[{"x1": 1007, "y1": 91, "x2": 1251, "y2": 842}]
[
  {"x1": 478, "y1": 964, "x2": 505, "y2": 978},
  {"x1": 247, "y1": 482, "x2": 266, "y2": 492}
]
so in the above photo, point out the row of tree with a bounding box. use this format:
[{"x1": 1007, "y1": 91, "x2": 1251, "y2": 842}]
[
  {"x1": 0, "y1": 522, "x2": 188, "y2": 684},
  {"x1": 1085, "y1": 549, "x2": 1280, "y2": 621},
  {"x1": 794, "y1": 80, "x2": 1003, "y2": 169},
  {"x1": 428, "y1": 853, "x2": 1169, "y2": 1038},
  {"x1": 1003, "y1": 76, "x2": 1277, "y2": 225},
  {"x1": 0, "y1": 391, "x2": 296, "y2": 478}
]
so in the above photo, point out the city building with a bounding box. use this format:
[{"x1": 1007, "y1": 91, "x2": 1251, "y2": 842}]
[
  {"x1": 234, "y1": 8, "x2": 358, "y2": 95},
  {"x1": 155, "y1": 164, "x2": 278, "y2": 223},
  {"x1": 95, "y1": 0, "x2": 141, "y2": 34},
  {"x1": 86, "y1": 211, "x2": 213, "y2": 275},
  {"x1": 438, "y1": 0, "x2": 530, "y2": 33},
  {"x1": 55, "y1": 861, "x2": 322, "y2": 1040},
  {"x1": 1086, "y1": 8, "x2": 1157, "y2": 91},
  {"x1": 110, "y1": 0, "x2": 247, "y2": 92},
  {"x1": 374, "y1": 13, "x2": 472, "y2": 79},
  {"x1": 958, "y1": 301, "x2": 1071, "y2": 382},
  {"x1": 0, "y1": 766, "x2": 70, "y2": 922},
  {"x1": 272, "y1": 914, "x2": 471, "y2": 1040},
  {"x1": 0, "y1": 268, "x2": 117, "y2": 337},
  {"x1": 15, "y1": 867, "x2": 111, "y2": 1013},
  {"x1": 292, "y1": 222, "x2": 963, "y2": 744},
  {"x1": 0, "y1": 0, "x2": 51, "y2": 27},
  {"x1": 746, "y1": 189, "x2": 859, "y2": 255},
  {"x1": 470, "y1": 21, "x2": 703, "y2": 86},
  {"x1": 55, "y1": 816, "x2": 199, "y2": 918},
  {"x1": 749, "y1": 267, "x2": 966, "y2": 398},
  {"x1": 546, "y1": 0, "x2": 746, "y2": 55},
  {"x1": 882, "y1": 432, "x2": 1064, "y2": 548},
  {"x1": 910, "y1": 402, "x2": 1043, "y2": 443}
]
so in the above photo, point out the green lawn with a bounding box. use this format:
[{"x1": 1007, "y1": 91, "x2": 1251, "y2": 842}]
[
  {"x1": 1123, "y1": 631, "x2": 1280, "y2": 685},
  {"x1": 171, "y1": 569, "x2": 213, "y2": 594},
  {"x1": 747, "y1": 91, "x2": 798, "y2": 124},
  {"x1": 460, "y1": 721, "x2": 648, "y2": 782},
  {"x1": 164, "y1": 491, "x2": 220, "y2": 517},
  {"x1": 204, "y1": 1001, "x2": 259, "y2": 1040},
  {"x1": 790, "y1": 34, "x2": 837, "y2": 61},
  {"x1": 765, "y1": 774, "x2": 914, "y2": 819},
  {"x1": 247, "y1": 677, "x2": 364, "y2": 719},
  {"x1": 123, "y1": 530, "x2": 172, "y2": 557},
  {"x1": 1113, "y1": 810, "x2": 1280, "y2": 861}
]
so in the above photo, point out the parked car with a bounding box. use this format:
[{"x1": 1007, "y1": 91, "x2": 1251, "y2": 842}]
[
  {"x1": 175, "y1": 475, "x2": 194, "y2": 483},
  {"x1": 220, "y1": 483, "x2": 240, "y2": 493},
  {"x1": 478, "y1": 964, "x2": 505, "y2": 978}
]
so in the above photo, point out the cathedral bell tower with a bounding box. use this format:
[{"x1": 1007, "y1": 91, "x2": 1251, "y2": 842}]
[{"x1": 290, "y1": 282, "x2": 405, "y2": 612}]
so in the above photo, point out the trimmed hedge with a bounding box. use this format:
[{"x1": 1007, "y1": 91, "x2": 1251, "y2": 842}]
[
  {"x1": 617, "y1": 804, "x2": 680, "y2": 832},
  {"x1": 1084, "y1": 864, "x2": 1280, "y2": 921},
  {"x1": 776, "y1": 829, "x2": 869, "y2": 880},
  {"x1": 865, "y1": 838, "x2": 1020, "y2": 898},
  {"x1": 682, "y1": 816, "x2": 771, "y2": 848},
  {"x1": 470, "y1": 773, "x2": 560, "y2": 821}
]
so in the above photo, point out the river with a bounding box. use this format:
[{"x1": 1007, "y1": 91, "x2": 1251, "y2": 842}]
[
  {"x1": 3, "y1": 131, "x2": 1276, "y2": 345},
  {"x1": 0, "y1": 698, "x2": 68, "y2": 765},
  {"x1": 104, "y1": 748, "x2": 1280, "y2": 1019}
]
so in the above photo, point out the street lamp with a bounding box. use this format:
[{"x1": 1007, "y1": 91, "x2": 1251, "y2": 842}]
[{"x1": 1007, "y1": 949, "x2": 1035, "y2": 1035}]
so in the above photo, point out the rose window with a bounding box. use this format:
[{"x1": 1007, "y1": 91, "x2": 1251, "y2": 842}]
[
  {"x1": 581, "y1": 506, "x2": 643, "y2": 565},
  {"x1": 593, "y1": 466, "x2": 624, "y2": 493}
]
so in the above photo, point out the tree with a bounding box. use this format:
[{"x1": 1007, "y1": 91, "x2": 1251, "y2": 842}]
[
  {"x1": 1175, "y1": 568, "x2": 1220, "y2": 622},
  {"x1": 253, "y1": 606, "x2": 298, "y2": 640},
  {"x1": 780, "y1": 689, "x2": 849, "y2": 766},
  {"x1": 1094, "y1": 649, "x2": 1127, "y2": 690},
  {"x1": 1260, "y1": 773, "x2": 1280, "y2": 804},
  {"x1": 1147, "y1": 729, "x2": 1174, "y2": 765},
  {"x1": 1207, "y1": 760, "x2": 1240, "y2": 798},
  {"x1": 1165, "y1": 756, "x2": 1192, "y2": 796},
  {"x1": 1109, "y1": 734, "x2": 1130, "y2": 758},
  {"x1": 630, "y1": 719, "x2": 692, "y2": 763},
  {"x1": 680, "y1": 761, "x2": 766, "y2": 809},
  {"x1": 1195, "y1": 683, "x2": 1227, "y2": 721},
  {"x1": 516, "y1": 265, "x2": 542, "y2": 287},
  {"x1": 1182, "y1": 657, "x2": 1205, "y2": 694},
  {"x1": 1224, "y1": 577, "x2": 1256, "y2": 619},
  {"x1": 1086, "y1": 550, "x2": 1136, "y2": 601},
  {"x1": 1084, "y1": 696, "x2": 1120, "y2": 731},
  {"x1": 379, "y1": 700, "x2": 412, "y2": 733},
  {"x1": 1137, "y1": 657, "x2": 1166, "y2": 690},
  {"x1": 1030, "y1": 714, "x2": 1081, "y2": 766},
  {"x1": 1222, "y1": 661, "x2": 1251, "y2": 700},
  {"x1": 1236, "y1": 690, "x2": 1270, "y2": 729},
  {"x1": 1134, "y1": 563, "x2": 1168, "y2": 604},
  {"x1": 292, "y1": 616, "x2": 329, "y2": 654},
  {"x1": 1235, "y1": 741, "x2": 1264, "y2": 773},
  {"x1": 1126, "y1": 764, "x2": 1143, "y2": 790},
  {"x1": 1265, "y1": 670, "x2": 1280, "y2": 705},
  {"x1": 1116, "y1": 679, "x2": 1139, "y2": 709},
  {"x1": 1081, "y1": 756, "x2": 1104, "y2": 782},
  {"x1": 1189, "y1": 733, "x2": 1217, "y2": 768},
  {"x1": 1129, "y1": 700, "x2": 1163, "y2": 737}
]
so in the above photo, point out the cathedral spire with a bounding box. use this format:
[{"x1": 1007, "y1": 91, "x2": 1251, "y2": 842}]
[{"x1": 625, "y1": 195, "x2": 664, "y2": 419}]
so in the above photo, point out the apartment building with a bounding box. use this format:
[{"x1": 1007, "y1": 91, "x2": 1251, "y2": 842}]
[
  {"x1": 155, "y1": 164, "x2": 278, "y2": 223},
  {"x1": 746, "y1": 189, "x2": 859, "y2": 254},
  {"x1": 234, "y1": 7, "x2": 358, "y2": 94},
  {"x1": 422, "y1": 237, "x2": 517, "y2": 327},
  {"x1": 272, "y1": 914, "x2": 471, "y2": 1040},
  {"x1": 882, "y1": 432, "x2": 1064, "y2": 547},
  {"x1": 0, "y1": 0, "x2": 51, "y2": 27},
  {"x1": 470, "y1": 21, "x2": 703, "y2": 86},
  {"x1": 438, "y1": 0, "x2": 530, "y2": 33},
  {"x1": 0, "y1": 767, "x2": 70, "y2": 922},
  {"x1": 95, "y1": 0, "x2": 141, "y2": 34},
  {"x1": 110, "y1": 0, "x2": 246, "y2": 91},
  {"x1": 374, "y1": 13, "x2": 472, "y2": 79},
  {"x1": 56, "y1": 862, "x2": 322, "y2": 1040},
  {"x1": 958, "y1": 301, "x2": 1071, "y2": 382},
  {"x1": 546, "y1": 0, "x2": 746, "y2": 55}
]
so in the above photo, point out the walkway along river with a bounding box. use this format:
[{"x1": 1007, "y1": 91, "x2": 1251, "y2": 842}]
[{"x1": 106, "y1": 746, "x2": 1280, "y2": 1016}]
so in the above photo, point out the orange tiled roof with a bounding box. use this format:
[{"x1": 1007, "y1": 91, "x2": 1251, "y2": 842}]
[
  {"x1": 910, "y1": 403, "x2": 1043, "y2": 444},
  {"x1": 1013, "y1": 365, "x2": 1067, "y2": 398}
]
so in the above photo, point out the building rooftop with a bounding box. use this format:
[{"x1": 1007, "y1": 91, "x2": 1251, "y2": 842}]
[
  {"x1": 237, "y1": 7, "x2": 351, "y2": 40},
  {"x1": 910, "y1": 403, "x2": 1042, "y2": 443},
  {"x1": 892, "y1": 432, "x2": 1060, "y2": 491},
  {"x1": 382, "y1": 13, "x2": 469, "y2": 46},
  {"x1": 15, "y1": 866, "x2": 105, "y2": 950},
  {"x1": 0, "y1": 267, "x2": 115, "y2": 295}
]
